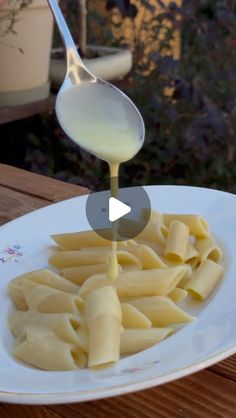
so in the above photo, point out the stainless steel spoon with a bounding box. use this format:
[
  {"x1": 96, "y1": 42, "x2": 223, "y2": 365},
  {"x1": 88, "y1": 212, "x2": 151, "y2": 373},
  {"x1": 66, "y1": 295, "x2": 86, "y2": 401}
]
[{"x1": 47, "y1": 0, "x2": 145, "y2": 163}]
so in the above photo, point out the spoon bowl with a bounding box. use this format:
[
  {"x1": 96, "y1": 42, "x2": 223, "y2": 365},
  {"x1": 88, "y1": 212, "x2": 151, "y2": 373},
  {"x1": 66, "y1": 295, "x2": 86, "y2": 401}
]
[{"x1": 47, "y1": 0, "x2": 145, "y2": 163}]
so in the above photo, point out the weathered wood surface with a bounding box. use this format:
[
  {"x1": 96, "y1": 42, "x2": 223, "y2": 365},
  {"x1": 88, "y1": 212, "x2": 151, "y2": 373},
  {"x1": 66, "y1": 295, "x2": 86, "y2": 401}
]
[
  {"x1": 0, "y1": 96, "x2": 56, "y2": 125},
  {"x1": 0, "y1": 164, "x2": 235, "y2": 417}
]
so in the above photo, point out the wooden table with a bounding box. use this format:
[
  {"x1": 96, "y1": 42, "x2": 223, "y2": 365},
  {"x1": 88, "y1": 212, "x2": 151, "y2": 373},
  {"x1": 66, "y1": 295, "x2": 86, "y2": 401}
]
[{"x1": 0, "y1": 163, "x2": 236, "y2": 417}]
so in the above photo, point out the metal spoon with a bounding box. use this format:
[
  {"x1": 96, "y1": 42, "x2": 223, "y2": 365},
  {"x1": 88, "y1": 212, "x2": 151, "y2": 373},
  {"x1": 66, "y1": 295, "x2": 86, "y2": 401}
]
[{"x1": 47, "y1": 0, "x2": 145, "y2": 163}]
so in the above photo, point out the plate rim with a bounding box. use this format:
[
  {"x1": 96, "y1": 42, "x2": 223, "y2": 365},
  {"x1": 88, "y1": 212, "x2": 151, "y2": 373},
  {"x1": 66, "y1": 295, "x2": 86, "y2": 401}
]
[{"x1": 0, "y1": 342, "x2": 236, "y2": 405}]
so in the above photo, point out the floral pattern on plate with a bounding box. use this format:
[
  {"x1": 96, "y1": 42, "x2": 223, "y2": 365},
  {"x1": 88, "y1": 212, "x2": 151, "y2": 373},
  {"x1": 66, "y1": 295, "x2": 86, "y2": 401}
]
[{"x1": 0, "y1": 244, "x2": 24, "y2": 264}]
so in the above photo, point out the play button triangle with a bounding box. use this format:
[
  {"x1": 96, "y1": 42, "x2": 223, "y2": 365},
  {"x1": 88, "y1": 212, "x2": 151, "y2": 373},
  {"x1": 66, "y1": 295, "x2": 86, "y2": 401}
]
[{"x1": 109, "y1": 197, "x2": 131, "y2": 222}]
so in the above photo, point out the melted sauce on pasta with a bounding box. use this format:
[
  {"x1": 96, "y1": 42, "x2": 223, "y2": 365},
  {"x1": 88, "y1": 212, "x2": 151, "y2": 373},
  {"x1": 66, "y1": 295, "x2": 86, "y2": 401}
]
[{"x1": 56, "y1": 82, "x2": 143, "y2": 280}]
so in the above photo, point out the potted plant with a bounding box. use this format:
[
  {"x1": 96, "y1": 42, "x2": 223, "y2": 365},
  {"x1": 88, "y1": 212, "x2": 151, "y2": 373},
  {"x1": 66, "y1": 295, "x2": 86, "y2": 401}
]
[
  {"x1": 0, "y1": 0, "x2": 55, "y2": 106},
  {"x1": 49, "y1": 0, "x2": 133, "y2": 87}
]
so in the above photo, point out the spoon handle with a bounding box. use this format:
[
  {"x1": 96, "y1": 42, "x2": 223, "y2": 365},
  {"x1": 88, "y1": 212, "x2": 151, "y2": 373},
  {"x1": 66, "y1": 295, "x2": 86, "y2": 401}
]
[{"x1": 47, "y1": 0, "x2": 95, "y2": 82}]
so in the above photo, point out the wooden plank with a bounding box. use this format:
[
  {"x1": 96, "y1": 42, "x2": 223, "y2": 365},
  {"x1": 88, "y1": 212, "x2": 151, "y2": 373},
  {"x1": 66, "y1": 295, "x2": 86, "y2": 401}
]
[
  {"x1": 0, "y1": 164, "x2": 236, "y2": 416},
  {"x1": 0, "y1": 404, "x2": 63, "y2": 418},
  {"x1": 0, "y1": 164, "x2": 89, "y2": 202},
  {"x1": 210, "y1": 354, "x2": 236, "y2": 382},
  {"x1": 47, "y1": 370, "x2": 236, "y2": 418},
  {"x1": 0, "y1": 185, "x2": 48, "y2": 226},
  {"x1": 0, "y1": 96, "x2": 56, "y2": 125}
]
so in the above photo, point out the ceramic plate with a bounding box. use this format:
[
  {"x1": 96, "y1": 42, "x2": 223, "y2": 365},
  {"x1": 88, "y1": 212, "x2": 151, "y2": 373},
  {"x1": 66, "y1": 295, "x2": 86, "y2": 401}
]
[{"x1": 0, "y1": 185, "x2": 235, "y2": 405}]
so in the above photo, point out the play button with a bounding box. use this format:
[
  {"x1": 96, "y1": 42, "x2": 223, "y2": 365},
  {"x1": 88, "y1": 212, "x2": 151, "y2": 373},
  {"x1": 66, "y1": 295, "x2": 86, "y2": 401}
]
[
  {"x1": 86, "y1": 176, "x2": 151, "y2": 241},
  {"x1": 109, "y1": 197, "x2": 131, "y2": 222}
]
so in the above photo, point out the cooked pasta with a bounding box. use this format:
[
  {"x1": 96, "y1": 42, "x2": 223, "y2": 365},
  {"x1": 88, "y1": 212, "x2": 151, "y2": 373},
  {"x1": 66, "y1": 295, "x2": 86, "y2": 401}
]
[
  {"x1": 119, "y1": 218, "x2": 167, "y2": 246},
  {"x1": 49, "y1": 249, "x2": 142, "y2": 270},
  {"x1": 9, "y1": 311, "x2": 84, "y2": 346},
  {"x1": 8, "y1": 208, "x2": 224, "y2": 371},
  {"x1": 184, "y1": 243, "x2": 199, "y2": 268},
  {"x1": 85, "y1": 286, "x2": 122, "y2": 367},
  {"x1": 195, "y1": 236, "x2": 222, "y2": 263},
  {"x1": 8, "y1": 269, "x2": 79, "y2": 310},
  {"x1": 21, "y1": 281, "x2": 84, "y2": 313},
  {"x1": 13, "y1": 326, "x2": 86, "y2": 371},
  {"x1": 185, "y1": 259, "x2": 223, "y2": 300},
  {"x1": 79, "y1": 266, "x2": 186, "y2": 299},
  {"x1": 168, "y1": 288, "x2": 188, "y2": 303},
  {"x1": 164, "y1": 220, "x2": 189, "y2": 263},
  {"x1": 121, "y1": 303, "x2": 152, "y2": 329},
  {"x1": 52, "y1": 229, "x2": 113, "y2": 249},
  {"x1": 129, "y1": 296, "x2": 194, "y2": 326},
  {"x1": 163, "y1": 214, "x2": 210, "y2": 238},
  {"x1": 123, "y1": 244, "x2": 167, "y2": 269},
  {"x1": 120, "y1": 328, "x2": 173, "y2": 355}
]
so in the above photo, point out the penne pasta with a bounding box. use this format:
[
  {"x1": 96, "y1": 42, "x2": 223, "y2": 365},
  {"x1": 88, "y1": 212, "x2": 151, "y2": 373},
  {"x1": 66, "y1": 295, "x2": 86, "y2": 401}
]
[
  {"x1": 49, "y1": 249, "x2": 142, "y2": 270},
  {"x1": 195, "y1": 236, "x2": 222, "y2": 263},
  {"x1": 185, "y1": 259, "x2": 224, "y2": 300},
  {"x1": 121, "y1": 303, "x2": 152, "y2": 329},
  {"x1": 49, "y1": 250, "x2": 109, "y2": 269},
  {"x1": 61, "y1": 264, "x2": 113, "y2": 285},
  {"x1": 9, "y1": 311, "x2": 84, "y2": 346},
  {"x1": 21, "y1": 281, "x2": 84, "y2": 313},
  {"x1": 85, "y1": 286, "x2": 122, "y2": 368},
  {"x1": 51, "y1": 229, "x2": 113, "y2": 249},
  {"x1": 8, "y1": 269, "x2": 79, "y2": 310},
  {"x1": 135, "y1": 239, "x2": 165, "y2": 256},
  {"x1": 79, "y1": 266, "x2": 187, "y2": 299},
  {"x1": 129, "y1": 296, "x2": 194, "y2": 326},
  {"x1": 13, "y1": 326, "x2": 86, "y2": 371},
  {"x1": 120, "y1": 328, "x2": 172, "y2": 355},
  {"x1": 116, "y1": 251, "x2": 143, "y2": 269},
  {"x1": 119, "y1": 218, "x2": 168, "y2": 245},
  {"x1": 168, "y1": 288, "x2": 188, "y2": 303},
  {"x1": 123, "y1": 244, "x2": 167, "y2": 269},
  {"x1": 163, "y1": 260, "x2": 192, "y2": 289},
  {"x1": 163, "y1": 214, "x2": 210, "y2": 238},
  {"x1": 164, "y1": 220, "x2": 189, "y2": 263}
]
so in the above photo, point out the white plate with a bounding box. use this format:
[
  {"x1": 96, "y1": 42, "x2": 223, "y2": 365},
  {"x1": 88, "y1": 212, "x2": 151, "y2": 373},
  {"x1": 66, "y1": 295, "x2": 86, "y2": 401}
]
[{"x1": 0, "y1": 185, "x2": 236, "y2": 405}]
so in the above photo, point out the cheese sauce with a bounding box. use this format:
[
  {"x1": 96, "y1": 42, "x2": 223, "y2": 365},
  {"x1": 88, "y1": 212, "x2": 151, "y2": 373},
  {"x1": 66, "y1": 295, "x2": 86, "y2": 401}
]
[{"x1": 56, "y1": 82, "x2": 143, "y2": 280}]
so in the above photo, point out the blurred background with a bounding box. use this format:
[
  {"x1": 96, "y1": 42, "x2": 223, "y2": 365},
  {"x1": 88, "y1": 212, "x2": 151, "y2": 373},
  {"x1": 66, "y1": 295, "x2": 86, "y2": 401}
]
[{"x1": 0, "y1": 0, "x2": 235, "y2": 192}]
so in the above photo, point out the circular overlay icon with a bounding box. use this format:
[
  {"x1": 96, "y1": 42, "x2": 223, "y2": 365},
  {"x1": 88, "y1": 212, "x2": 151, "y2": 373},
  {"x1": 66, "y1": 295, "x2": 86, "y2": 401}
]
[{"x1": 86, "y1": 178, "x2": 151, "y2": 241}]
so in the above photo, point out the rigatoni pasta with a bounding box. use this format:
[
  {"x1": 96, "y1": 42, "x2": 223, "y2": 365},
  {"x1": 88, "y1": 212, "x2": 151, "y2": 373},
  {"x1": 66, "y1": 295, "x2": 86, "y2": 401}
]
[
  {"x1": 185, "y1": 259, "x2": 223, "y2": 300},
  {"x1": 184, "y1": 243, "x2": 199, "y2": 268},
  {"x1": 195, "y1": 236, "x2": 222, "y2": 263},
  {"x1": 164, "y1": 220, "x2": 189, "y2": 263},
  {"x1": 163, "y1": 214, "x2": 210, "y2": 238}
]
